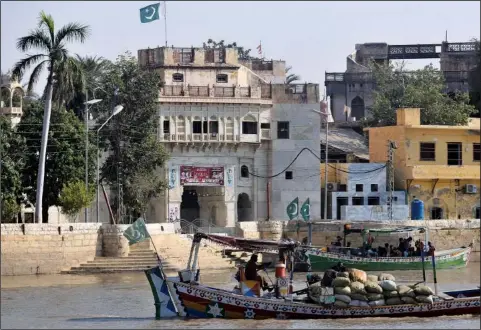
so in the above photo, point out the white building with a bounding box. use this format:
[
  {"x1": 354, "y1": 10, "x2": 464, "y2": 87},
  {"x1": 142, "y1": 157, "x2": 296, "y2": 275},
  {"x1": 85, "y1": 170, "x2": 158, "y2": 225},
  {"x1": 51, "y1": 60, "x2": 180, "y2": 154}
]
[{"x1": 136, "y1": 46, "x2": 322, "y2": 228}]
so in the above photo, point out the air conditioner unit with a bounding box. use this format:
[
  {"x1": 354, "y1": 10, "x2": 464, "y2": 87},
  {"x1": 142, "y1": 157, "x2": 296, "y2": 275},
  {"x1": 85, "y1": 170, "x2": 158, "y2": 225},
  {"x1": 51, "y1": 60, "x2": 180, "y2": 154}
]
[
  {"x1": 326, "y1": 182, "x2": 337, "y2": 192},
  {"x1": 465, "y1": 184, "x2": 478, "y2": 194}
]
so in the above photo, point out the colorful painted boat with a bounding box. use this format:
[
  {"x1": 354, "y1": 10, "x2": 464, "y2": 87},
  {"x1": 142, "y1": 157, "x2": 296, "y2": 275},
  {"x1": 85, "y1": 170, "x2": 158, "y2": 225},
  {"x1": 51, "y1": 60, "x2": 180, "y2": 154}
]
[
  {"x1": 304, "y1": 246, "x2": 472, "y2": 272},
  {"x1": 304, "y1": 225, "x2": 472, "y2": 272},
  {"x1": 144, "y1": 233, "x2": 480, "y2": 320}
]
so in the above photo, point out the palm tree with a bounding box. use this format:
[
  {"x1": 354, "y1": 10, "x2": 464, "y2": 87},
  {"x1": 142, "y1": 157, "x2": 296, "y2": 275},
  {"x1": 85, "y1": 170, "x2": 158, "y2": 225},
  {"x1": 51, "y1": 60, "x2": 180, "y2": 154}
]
[
  {"x1": 66, "y1": 55, "x2": 111, "y2": 119},
  {"x1": 12, "y1": 11, "x2": 90, "y2": 223},
  {"x1": 285, "y1": 66, "x2": 301, "y2": 85}
]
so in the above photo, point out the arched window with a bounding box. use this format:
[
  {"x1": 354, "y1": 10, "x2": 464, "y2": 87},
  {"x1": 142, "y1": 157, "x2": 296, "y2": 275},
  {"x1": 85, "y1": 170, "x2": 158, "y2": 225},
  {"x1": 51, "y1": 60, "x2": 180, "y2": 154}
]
[
  {"x1": 237, "y1": 193, "x2": 252, "y2": 222},
  {"x1": 241, "y1": 165, "x2": 249, "y2": 178},
  {"x1": 242, "y1": 114, "x2": 258, "y2": 135},
  {"x1": 351, "y1": 96, "x2": 365, "y2": 120}
]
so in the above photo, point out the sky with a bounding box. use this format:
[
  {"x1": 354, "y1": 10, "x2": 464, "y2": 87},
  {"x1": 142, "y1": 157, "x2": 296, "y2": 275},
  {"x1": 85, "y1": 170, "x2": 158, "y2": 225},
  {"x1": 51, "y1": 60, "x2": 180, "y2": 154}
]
[{"x1": 1, "y1": 1, "x2": 480, "y2": 95}]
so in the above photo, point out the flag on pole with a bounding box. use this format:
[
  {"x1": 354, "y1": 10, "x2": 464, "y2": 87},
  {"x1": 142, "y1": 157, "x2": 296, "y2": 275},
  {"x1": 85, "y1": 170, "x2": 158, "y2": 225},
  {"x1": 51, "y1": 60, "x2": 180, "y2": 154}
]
[
  {"x1": 123, "y1": 218, "x2": 151, "y2": 245},
  {"x1": 140, "y1": 3, "x2": 161, "y2": 23},
  {"x1": 286, "y1": 197, "x2": 299, "y2": 220},
  {"x1": 257, "y1": 42, "x2": 262, "y2": 56},
  {"x1": 300, "y1": 198, "x2": 310, "y2": 222}
]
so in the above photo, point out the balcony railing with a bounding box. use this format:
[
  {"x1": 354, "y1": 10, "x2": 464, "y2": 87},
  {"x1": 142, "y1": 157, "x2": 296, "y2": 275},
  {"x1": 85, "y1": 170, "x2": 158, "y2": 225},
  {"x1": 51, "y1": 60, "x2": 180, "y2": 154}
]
[
  {"x1": 0, "y1": 107, "x2": 22, "y2": 116},
  {"x1": 161, "y1": 133, "x2": 242, "y2": 142},
  {"x1": 261, "y1": 129, "x2": 271, "y2": 139},
  {"x1": 188, "y1": 85, "x2": 209, "y2": 97},
  {"x1": 163, "y1": 85, "x2": 184, "y2": 96},
  {"x1": 326, "y1": 71, "x2": 473, "y2": 84},
  {"x1": 214, "y1": 86, "x2": 235, "y2": 97},
  {"x1": 160, "y1": 85, "x2": 268, "y2": 99}
]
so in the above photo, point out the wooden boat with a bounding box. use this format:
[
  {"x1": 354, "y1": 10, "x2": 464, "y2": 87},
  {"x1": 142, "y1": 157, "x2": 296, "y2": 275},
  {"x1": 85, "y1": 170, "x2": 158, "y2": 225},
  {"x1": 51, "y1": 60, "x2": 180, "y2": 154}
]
[
  {"x1": 304, "y1": 225, "x2": 472, "y2": 272},
  {"x1": 144, "y1": 233, "x2": 480, "y2": 320}
]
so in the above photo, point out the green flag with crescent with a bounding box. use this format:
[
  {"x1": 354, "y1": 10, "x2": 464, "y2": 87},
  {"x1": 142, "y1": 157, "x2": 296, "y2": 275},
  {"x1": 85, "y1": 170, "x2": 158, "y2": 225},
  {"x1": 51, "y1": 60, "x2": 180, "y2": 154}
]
[
  {"x1": 123, "y1": 218, "x2": 151, "y2": 245},
  {"x1": 286, "y1": 197, "x2": 299, "y2": 220},
  {"x1": 140, "y1": 3, "x2": 160, "y2": 23},
  {"x1": 300, "y1": 198, "x2": 310, "y2": 221}
]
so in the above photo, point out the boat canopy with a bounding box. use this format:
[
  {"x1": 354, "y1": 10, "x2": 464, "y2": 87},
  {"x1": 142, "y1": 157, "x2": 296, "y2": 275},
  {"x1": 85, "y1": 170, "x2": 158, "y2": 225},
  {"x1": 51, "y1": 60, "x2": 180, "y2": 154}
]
[
  {"x1": 345, "y1": 226, "x2": 426, "y2": 235},
  {"x1": 193, "y1": 233, "x2": 299, "y2": 253}
]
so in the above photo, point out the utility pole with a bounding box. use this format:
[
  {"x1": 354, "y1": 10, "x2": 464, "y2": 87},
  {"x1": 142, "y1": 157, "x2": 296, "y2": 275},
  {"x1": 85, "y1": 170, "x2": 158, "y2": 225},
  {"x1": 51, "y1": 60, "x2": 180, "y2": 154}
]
[
  {"x1": 84, "y1": 91, "x2": 89, "y2": 223},
  {"x1": 0, "y1": 123, "x2": 2, "y2": 223},
  {"x1": 387, "y1": 140, "x2": 396, "y2": 221}
]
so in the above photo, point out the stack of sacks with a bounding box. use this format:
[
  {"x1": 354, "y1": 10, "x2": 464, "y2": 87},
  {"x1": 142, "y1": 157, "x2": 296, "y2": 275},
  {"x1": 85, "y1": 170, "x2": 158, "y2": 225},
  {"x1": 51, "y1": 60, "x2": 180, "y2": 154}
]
[
  {"x1": 412, "y1": 284, "x2": 435, "y2": 304},
  {"x1": 332, "y1": 272, "x2": 351, "y2": 308},
  {"x1": 346, "y1": 268, "x2": 369, "y2": 307},
  {"x1": 364, "y1": 279, "x2": 385, "y2": 306},
  {"x1": 397, "y1": 285, "x2": 417, "y2": 304}
]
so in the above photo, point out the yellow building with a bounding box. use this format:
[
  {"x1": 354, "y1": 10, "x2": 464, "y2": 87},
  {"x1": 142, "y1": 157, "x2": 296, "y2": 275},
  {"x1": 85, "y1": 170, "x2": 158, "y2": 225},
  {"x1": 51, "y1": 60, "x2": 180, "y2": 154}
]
[{"x1": 365, "y1": 108, "x2": 480, "y2": 220}]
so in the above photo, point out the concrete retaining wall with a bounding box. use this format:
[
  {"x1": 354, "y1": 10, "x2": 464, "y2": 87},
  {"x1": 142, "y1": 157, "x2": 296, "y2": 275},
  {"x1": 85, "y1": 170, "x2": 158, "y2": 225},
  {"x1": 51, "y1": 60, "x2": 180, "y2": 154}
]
[
  {"x1": 0, "y1": 223, "x2": 177, "y2": 276},
  {"x1": 1, "y1": 223, "x2": 103, "y2": 276}
]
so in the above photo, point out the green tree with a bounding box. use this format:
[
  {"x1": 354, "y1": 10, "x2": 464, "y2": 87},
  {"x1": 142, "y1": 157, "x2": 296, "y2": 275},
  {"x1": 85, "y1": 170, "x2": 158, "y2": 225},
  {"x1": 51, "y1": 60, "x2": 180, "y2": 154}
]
[
  {"x1": 17, "y1": 100, "x2": 97, "y2": 223},
  {"x1": 363, "y1": 62, "x2": 477, "y2": 128},
  {"x1": 12, "y1": 11, "x2": 90, "y2": 223},
  {"x1": 202, "y1": 39, "x2": 254, "y2": 60},
  {"x1": 64, "y1": 55, "x2": 112, "y2": 120},
  {"x1": 59, "y1": 180, "x2": 95, "y2": 219},
  {"x1": 95, "y1": 52, "x2": 169, "y2": 221},
  {"x1": 0, "y1": 116, "x2": 26, "y2": 223},
  {"x1": 468, "y1": 39, "x2": 481, "y2": 115}
]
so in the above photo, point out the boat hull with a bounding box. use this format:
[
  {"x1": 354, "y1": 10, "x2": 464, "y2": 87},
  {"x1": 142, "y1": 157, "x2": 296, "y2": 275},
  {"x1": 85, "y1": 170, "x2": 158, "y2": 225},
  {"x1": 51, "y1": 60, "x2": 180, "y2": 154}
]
[
  {"x1": 305, "y1": 247, "x2": 471, "y2": 272},
  {"x1": 145, "y1": 267, "x2": 480, "y2": 320}
]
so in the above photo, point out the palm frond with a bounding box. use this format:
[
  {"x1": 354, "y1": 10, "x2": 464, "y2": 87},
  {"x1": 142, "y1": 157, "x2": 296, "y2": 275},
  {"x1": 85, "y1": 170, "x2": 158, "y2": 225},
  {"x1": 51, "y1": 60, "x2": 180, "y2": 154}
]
[
  {"x1": 285, "y1": 66, "x2": 292, "y2": 74},
  {"x1": 16, "y1": 29, "x2": 52, "y2": 52},
  {"x1": 11, "y1": 54, "x2": 48, "y2": 81},
  {"x1": 27, "y1": 60, "x2": 49, "y2": 93},
  {"x1": 55, "y1": 23, "x2": 90, "y2": 46},
  {"x1": 38, "y1": 11, "x2": 55, "y2": 44},
  {"x1": 286, "y1": 73, "x2": 301, "y2": 85}
]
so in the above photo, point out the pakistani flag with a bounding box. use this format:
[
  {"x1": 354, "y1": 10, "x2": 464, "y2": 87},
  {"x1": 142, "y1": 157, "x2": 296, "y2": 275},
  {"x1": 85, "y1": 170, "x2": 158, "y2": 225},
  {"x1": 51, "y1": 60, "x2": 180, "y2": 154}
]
[
  {"x1": 140, "y1": 3, "x2": 160, "y2": 23},
  {"x1": 300, "y1": 198, "x2": 310, "y2": 222},
  {"x1": 286, "y1": 197, "x2": 299, "y2": 220},
  {"x1": 123, "y1": 218, "x2": 151, "y2": 245}
]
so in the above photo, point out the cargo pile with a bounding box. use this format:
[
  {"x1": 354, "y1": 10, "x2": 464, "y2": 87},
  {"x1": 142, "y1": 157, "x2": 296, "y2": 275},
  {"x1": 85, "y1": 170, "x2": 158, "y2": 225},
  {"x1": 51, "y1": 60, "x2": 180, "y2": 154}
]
[{"x1": 311, "y1": 268, "x2": 435, "y2": 308}]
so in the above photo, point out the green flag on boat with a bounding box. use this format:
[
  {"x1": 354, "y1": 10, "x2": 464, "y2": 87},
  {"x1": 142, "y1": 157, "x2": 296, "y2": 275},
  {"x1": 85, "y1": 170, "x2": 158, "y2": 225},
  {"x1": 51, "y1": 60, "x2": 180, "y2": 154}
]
[
  {"x1": 140, "y1": 3, "x2": 160, "y2": 23},
  {"x1": 300, "y1": 198, "x2": 310, "y2": 221},
  {"x1": 286, "y1": 197, "x2": 299, "y2": 220},
  {"x1": 123, "y1": 218, "x2": 151, "y2": 245}
]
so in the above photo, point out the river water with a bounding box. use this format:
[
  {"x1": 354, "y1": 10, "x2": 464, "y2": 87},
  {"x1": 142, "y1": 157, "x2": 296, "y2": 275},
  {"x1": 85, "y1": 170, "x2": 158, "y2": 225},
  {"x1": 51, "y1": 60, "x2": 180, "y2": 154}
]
[{"x1": 1, "y1": 264, "x2": 480, "y2": 329}]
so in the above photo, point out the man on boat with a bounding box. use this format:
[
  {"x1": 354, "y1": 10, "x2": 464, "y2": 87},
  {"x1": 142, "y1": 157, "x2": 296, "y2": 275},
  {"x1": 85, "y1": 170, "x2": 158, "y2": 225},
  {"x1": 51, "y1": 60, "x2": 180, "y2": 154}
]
[{"x1": 244, "y1": 254, "x2": 269, "y2": 290}]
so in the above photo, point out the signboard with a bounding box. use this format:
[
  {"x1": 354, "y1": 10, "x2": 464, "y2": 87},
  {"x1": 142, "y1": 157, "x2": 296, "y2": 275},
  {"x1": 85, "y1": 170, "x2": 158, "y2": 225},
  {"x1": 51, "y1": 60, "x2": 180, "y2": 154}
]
[
  {"x1": 180, "y1": 166, "x2": 224, "y2": 186},
  {"x1": 168, "y1": 166, "x2": 178, "y2": 189}
]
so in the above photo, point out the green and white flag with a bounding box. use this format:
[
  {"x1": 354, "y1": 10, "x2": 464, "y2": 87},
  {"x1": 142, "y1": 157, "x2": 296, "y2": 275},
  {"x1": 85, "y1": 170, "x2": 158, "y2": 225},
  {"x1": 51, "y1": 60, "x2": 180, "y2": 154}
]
[
  {"x1": 123, "y1": 218, "x2": 151, "y2": 245},
  {"x1": 286, "y1": 197, "x2": 299, "y2": 220},
  {"x1": 140, "y1": 3, "x2": 160, "y2": 23},
  {"x1": 300, "y1": 198, "x2": 310, "y2": 221}
]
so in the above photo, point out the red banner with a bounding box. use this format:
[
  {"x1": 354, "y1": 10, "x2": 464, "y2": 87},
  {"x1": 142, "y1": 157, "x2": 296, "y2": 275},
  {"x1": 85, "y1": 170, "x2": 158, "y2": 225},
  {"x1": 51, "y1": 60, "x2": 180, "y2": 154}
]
[{"x1": 180, "y1": 166, "x2": 224, "y2": 186}]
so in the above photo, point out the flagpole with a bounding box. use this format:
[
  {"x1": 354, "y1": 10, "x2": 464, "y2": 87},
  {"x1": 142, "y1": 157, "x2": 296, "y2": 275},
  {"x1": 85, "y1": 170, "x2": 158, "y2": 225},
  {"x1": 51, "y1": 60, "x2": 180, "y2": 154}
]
[{"x1": 164, "y1": 1, "x2": 167, "y2": 47}]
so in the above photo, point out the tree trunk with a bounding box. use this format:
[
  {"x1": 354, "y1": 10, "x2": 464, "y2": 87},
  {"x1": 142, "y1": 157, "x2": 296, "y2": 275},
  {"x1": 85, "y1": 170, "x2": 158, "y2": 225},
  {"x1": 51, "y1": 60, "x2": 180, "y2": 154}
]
[
  {"x1": 42, "y1": 204, "x2": 49, "y2": 224},
  {"x1": 34, "y1": 66, "x2": 54, "y2": 223}
]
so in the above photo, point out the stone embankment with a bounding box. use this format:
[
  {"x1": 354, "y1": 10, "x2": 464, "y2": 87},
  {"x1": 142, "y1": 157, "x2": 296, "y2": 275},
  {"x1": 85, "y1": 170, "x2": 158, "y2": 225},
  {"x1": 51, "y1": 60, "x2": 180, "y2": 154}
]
[{"x1": 1, "y1": 223, "x2": 240, "y2": 276}]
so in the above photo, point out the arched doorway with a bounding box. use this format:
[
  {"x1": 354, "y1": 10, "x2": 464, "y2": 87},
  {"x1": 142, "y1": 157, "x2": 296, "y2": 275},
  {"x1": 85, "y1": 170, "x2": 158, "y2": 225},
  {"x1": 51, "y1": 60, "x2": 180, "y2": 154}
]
[
  {"x1": 180, "y1": 187, "x2": 200, "y2": 222},
  {"x1": 431, "y1": 207, "x2": 443, "y2": 220},
  {"x1": 351, "y1": 96, "x2": 365, "y2": 120},
  {"x1": 237, "y1": 193, "x2": 252, "y2": 222}
]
